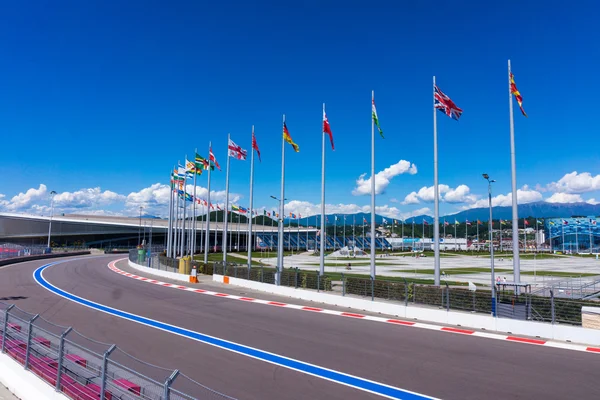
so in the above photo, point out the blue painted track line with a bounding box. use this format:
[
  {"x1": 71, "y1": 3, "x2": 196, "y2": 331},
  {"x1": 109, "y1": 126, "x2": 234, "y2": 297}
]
[{"x1": 33, "y1": 259, "x2": 438, "y2": 400}]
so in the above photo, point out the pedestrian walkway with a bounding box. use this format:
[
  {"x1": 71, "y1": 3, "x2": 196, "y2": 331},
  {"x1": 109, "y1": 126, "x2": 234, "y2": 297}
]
[{"x1": 0, "y1": 384, "x2": 17, "y2": 400}]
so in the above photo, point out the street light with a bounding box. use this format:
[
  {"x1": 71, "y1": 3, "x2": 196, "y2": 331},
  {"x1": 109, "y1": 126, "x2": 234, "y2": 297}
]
[
  {"x1": 271, "y1": 195, "x2": 287, "y2": 286},
  {"x1": 47, "y1": 191, "x2": 57, "y2": 251},
  {"x1": 483, "y1": 174, "x2": 497, "y2": 316},
  {"x1": 138, "y1": 206, "x2": 143, "y2": 245}
]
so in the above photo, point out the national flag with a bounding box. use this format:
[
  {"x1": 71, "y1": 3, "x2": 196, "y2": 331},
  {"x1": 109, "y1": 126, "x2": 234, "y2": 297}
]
[
  {"x1": 525, "y1": 220, "x2": 530, "y2": 226},
  {"x1": 228, "y1": 139, "x2": 247, "y2": 160},
  {"x1": 209, "y1": 148, "x2": 221, "y2": 171},
  {"x1": 423, "y1": 219, "x2": 428, "y2": 225},
  {"x1": 394, "y1": 219, "x2": 397, "y2": 225},
  {"x1": 267, "y1": 211, "x2": 271, "y2": 217},
  {"x1": 323, "y1": 108, "x2": 334, "y2": 150},
  {"x1": 382, "y1": 218, "x2": 388, "y2": 224},
  {"x1": 575, "y1": 219, "x2": 580, "y2": 225},
  {"x1": 510, "y1": 72, "x2": 527, "y2": 117},
  {"x1": 238, "y1": 206, "x2": 248, "y2": 214},
  {"x1": 231, "y1": 205, "x2": 240, "y2": 212},
  {"x1": 363, "y1": 217, "x2": 367, "y2": 224},
  {"x1": 563, "y1": 220, "x2": 568, "y2": 225},
  {"x1": 477, "y1": 220, "x2": 482, "y2": 225},
  {"x1": 549, "y1": 221, "x2": 555, "y2": 226},
  {"x1": 283, "y1": 122, "x2": 299, "y2": 152},
  {"x1": 272, "y1": 210, "x2": 277, "y2": 217},
  {"x1": 217, "y1": 204, "x2": 222, "y2": 211},
  {"x1": 290, "y1": 213, "x2": 296, "y2": 219},
  {"x1": 195, "y1": 153, "x2": 214, "y2": 171},
  {"x1": 252, "y1": 131, "x2": 261, "y2": 162},
  {"x1": 591, "y1": 219, "x2": 597, "y2": 226},
  {"x1": 537, "y1": 220, "x2": 543, "y2": 225},
  {"x1": 454, "y1": 220, "x2": 460, "y2": 225},
  {"x1": 466, "y1": 220, "x2": 472, "y2": 226},
  {"x1": 434, "y1": 85, "x2": 463, "y2": 120},
  {"x1": 444, "y1": 221, "x2": 449, "y2": 226},
  {"x1": 501, "y1": 220, "x2": 507, "y2": 225},
  {"x1": 186, "y1": 159, "x2": 202, "y2": 175},
  {"x1": 372, "y1": 98, "x2": 384, "y2": 138},
  {"x1": 210, "y1": 203, "x2": 215, "y2": 210}
]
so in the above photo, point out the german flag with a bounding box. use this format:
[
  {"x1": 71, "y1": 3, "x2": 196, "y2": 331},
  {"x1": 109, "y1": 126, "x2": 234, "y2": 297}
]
[
  {"x1": 283, "y1": 122, "x2": 299, "y2": 152},
  {"x1": 510, "y1": 72, "x2": 527, "y2": 117}
]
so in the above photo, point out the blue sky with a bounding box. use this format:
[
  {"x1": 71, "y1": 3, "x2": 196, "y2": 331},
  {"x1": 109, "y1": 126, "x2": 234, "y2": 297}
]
[{"x1": 1, "y1": 1, "x2": 599, "y2": 219}]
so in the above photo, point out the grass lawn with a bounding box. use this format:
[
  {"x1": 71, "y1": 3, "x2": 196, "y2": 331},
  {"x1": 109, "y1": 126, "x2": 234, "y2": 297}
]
[
  {"x1": 194, "y1": 253, "x2": 266, "y2": 265},
  {"x1": 323, "y1": 271, "x2": 470, "y2": 286},
  {"x1": 391, "y1": 267, "x2": 513, "y2": 275},
  {"x1": 520, "y1": 271, "x2": 599, "y2": 277}
]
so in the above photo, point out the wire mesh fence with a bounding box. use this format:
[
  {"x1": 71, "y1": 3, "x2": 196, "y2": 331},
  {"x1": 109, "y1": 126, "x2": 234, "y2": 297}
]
[
  {"x1": 0, "y1": 301, "x2": 237, "y2": 400},
  {"x1": 0, "y1": 243, "x2": 90, "y2": 260}
]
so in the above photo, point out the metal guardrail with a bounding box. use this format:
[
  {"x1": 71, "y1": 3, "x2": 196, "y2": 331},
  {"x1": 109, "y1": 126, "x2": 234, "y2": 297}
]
[
  {"x1": 0, "y1": 302, "x2": 237, "y2": 399},
  {"x1": 0, "y1": 244, "x2": 89, "y2": 260},
  {"x1": 207, "y1": 261, "x2": 600, "y2": 327}
]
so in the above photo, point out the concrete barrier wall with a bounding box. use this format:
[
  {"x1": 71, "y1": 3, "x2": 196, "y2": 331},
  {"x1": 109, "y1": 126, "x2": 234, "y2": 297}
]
[
  {"x1": 0, "y1": 351, "x2": 66, "y2": 400},
  {"x1": 128, "y1": 259, "x2": 190, "y2": 283},
  {"x1": 214, "y1": 274, "x2": 600, "y2": 346},
  {"x1": 0, "y1": 251, "x2": 91, "y2": 267}
]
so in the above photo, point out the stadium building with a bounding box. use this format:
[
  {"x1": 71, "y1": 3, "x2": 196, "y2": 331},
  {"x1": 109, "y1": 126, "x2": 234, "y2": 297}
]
[{"x1": 545, "y1": 217, "x2": 599, "y2": 253}]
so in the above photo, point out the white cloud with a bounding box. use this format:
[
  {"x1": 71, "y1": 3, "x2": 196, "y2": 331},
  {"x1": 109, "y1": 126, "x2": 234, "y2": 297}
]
[
  {"x1": 545, "y1": 193, "x2": 584, "y2": 204},
  {"x1": 352, "y1": 160, "x2": 417, "y2": 196},
  {"x1": 54, "y1": 188, "x2": 125, "y2": 209},
  {"x1": 548, "y1": 171, "x2": 600, "y2": 194},
  {"x1": 587, "y1": 198, "x2": 600, "y2": 205},
  {"x1": 402, "y1": 184, "x2": 477, "y2": 205},
  {"x1": 3, "y1": 184, "x2": 48, "y2": 212},
  {"x1": 389, "y1": 198, "x2": 399, "y2": 203},
  {"x1": 464, "y1": 185, "x2": 543, "y2": 209},
  {"x1": 280, "y1": 200, "x2": 430, "y2": 221}
]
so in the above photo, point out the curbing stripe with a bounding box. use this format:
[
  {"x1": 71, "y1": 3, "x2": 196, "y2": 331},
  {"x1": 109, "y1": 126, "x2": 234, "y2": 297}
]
[{"x1": 110, "y1": 259, "x2": 600, "y2": 355}]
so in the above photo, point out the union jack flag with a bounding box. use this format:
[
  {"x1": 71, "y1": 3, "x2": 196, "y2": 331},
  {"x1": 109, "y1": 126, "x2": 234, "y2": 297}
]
[{"x1": 434, "y1": 85, "x2": 463, "y2": 120}]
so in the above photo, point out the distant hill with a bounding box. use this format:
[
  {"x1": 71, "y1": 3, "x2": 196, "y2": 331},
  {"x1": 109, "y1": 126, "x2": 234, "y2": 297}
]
[{"x1": 294, "y1": 202, "x2": 600, "y2": 227}]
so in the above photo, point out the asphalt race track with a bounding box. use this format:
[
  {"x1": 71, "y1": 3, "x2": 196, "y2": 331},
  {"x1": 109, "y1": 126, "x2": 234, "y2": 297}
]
[{"x1": 0, "y1": 255, "x2": 598, "y2": 399}]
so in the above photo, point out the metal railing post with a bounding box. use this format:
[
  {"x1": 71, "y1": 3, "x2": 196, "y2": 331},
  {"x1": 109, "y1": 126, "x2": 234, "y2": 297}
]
[
  {"x1": 342, "y1": 273, "x2": 345, "y2": 296},
  {"x1": 295, "y1": 268, "x2": 299, "y2": 289},
  {"x1": 403, "y1": 278, "x2": 408, "y2": 306},
  {"x1": 163, "y1": 369, "x2": 180, "y2": 400},
  {"x1": 100, "y1": 344, "x2": 117, "y2": 399},
  {"x1": 24, "y1": 314, "x2": 39, "y2": 370},
  {"x1": 550, "y1": 289, "x2": 555, "y2": 325},
  {"x1": 55, "y1": 327, "x2": 72, "y2": 392},
  {"x1": 1, "y1": 305, "x2": 15, "y2": 353},
  {"x1": 317, "y1": 273, "x2": 321, "y2": 293},
  {"x1": 371, "y1": 278, "x2": 374, "y2": 301},
  {"x1": 446, "y1": 285, "x2": 450, "y2": 311}
]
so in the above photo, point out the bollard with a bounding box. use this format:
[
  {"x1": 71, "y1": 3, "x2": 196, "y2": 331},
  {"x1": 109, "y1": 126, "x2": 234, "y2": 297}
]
[
  {"x1": 24, "y1": 314, "x2": 40, "y2": 370},
  {"x1": 163, "y1": 369, "x2": 180, "y2": 400},
  {"x1": 100, "y1": 345, "x2": 117, "y2": 400},
  {"x1": 1, "y1": 305, "x2": 15, "y2": 354},
  {"x1": 55, "y1": 327, "x2": 72, "y2": 392}
]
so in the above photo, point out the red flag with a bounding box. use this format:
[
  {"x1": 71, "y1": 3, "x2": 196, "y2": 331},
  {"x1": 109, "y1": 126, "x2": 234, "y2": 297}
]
[
  {"x1": 323, "y1": 107, "x2": 334, "y2": 150},
  {"x1": 209, "y1": 148, "x2": 221, "y2": 171},
  {"x1": 525, "y1": 219, "x2": 530, "y2": 226},
  {"x1": 252, "y1": 131, "x2": 261, "y2": 162}
]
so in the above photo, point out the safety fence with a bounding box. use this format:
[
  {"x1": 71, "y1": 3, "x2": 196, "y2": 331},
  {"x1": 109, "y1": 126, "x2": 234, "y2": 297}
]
[
  {"x1": 0, "y1": 244, "x2": 89, "y2": 260},
  {"x1": 209, "y1": 262, "x2": 600, "y2": 327},
  {"x1": 0, "y1": 302, "x2": 237, "y2": 400}
]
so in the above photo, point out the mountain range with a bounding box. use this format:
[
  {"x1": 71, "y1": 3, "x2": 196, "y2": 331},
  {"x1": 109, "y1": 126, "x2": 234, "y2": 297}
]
[{"x1": 293, "y1": 202, "x2": 600, "y2": 226}]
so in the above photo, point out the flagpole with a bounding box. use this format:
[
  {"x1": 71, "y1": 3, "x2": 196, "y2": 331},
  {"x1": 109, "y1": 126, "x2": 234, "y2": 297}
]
[
  {"x1": 412, "y1": 221, "x2": 414, "y2": 251},
  {"x1": 370, "y1": 90, "x2": 376, "y2": 280},
  {"x1": 500, "y1": 221, "x2": 503, "y2": 252},
  {"x1": 236, "y1": 212, "x2": 240, "y2": 252},
  {"x1": 248, "y1": 126, "x2": 256, "y2": 269},
  {"x1": 575, "y1": 221, "x2": 579, "y2": 253},
  {"x1": 433, "y1": 76, "x2": 441, "y2": 285},
  {"x1": 590, "y1": 220, "x2": 593, "y2": 254},
  {"x1": 508, "y1": 59, "x2": 521, "y2": 284},
  {"x1": 562, "y1": 222, "x2": 565, "y2": 253},
  {"x1": 204, "y1": 143, "x2": 212, "y2": 264},
  {"x1": 454, "y1": 222, "x2": 457, "y2": 251},
  {"x1": 192, "y1": 151, "x2": 198, "y2": 257},
  {"x1": 174, "y1": 185, "x2": 180, "y2": 257},
  {"x1": 200, "y1": 200, "x2": 204, "y2": 254},
  {"x1": 167, "y1": 170, "x2": 174, "y2": 258},
  {"x1": 401, "y1": 220, "x2": 404, "y2": 251},
  {"x1": 523, "y1": 219, "x2": 527, "y2": 253},
  {"x1": 319, "y1": 103, "x2": 326, "y2": 276},
  {"x1": 476, "y1": 221, "x2": 479, "y2": 251},
  {"x1": 334, "y1": 216, "x2": 337, "y2": 252},
  {"x1": 277, "y1": 115, "x2": 286, "y2": 286},
  {"x1": 343, "y1": 216, "x2": 346, "y2": 251}
]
